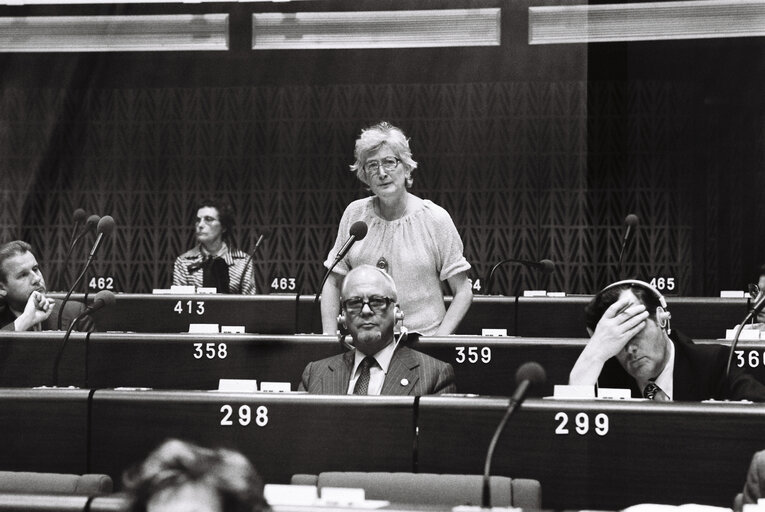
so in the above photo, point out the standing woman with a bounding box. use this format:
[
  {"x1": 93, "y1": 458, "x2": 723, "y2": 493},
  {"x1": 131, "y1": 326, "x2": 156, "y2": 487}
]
[
  {"x1": 321, "y1": 122, "x2": 472, "y2": 335},
  {"x1": 172, "y1": 199, "x2": 256, "y2": 294}
]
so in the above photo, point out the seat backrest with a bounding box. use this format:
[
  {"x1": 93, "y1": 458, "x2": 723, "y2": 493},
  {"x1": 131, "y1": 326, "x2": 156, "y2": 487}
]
[
  {"x1": 291, "y1": 472, "x2": 541, "y2": 509},
  {"x1": 0, "y1": 472, "x2": 113, "y2": 495}
]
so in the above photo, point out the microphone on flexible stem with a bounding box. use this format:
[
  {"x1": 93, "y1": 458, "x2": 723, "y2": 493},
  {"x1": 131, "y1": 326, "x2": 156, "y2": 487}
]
[
  {"x1": 313, "y1": 221, "x2": 368, "y2": 333},
  {"x1": 57, "y1": 216, "x2": 115, "y2": 330},
  {"x1": 725, "y1": 293, "x2": 765, "y2": 382},
  {"x1": 617, "y1": 214, "x2": 639, "y2": 279},
  {"x1": 482, "y1": 362, "x2": 546, "y2": 509},
  {"x1": 52, "y1": 290, "x2": 116, "y2": 386},
  {"x1": 485, "y1": 259, "x2": 555, "y2": 295},
  {"x1": 58, "y1": 213, "x2": 97, "y2": 291},
  {"x1": 238, "y1": 228, "x2": 272, "y2": 293}
]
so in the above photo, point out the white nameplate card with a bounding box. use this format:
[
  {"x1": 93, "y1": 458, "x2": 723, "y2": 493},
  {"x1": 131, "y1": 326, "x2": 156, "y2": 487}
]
[
  {"x1": 482, "y1": 328, "x2": 507, "y2": 337},
  {"x1": 264, "y1": 484, "x2": 318, "y2": 506},
  {"x1": 221, "y1": 325, "x2": 245, "y2": 334},
  {"x1": 260, "y1": 382, "x2": 291, "y2": 392},
  {"x1": 597, "y1": 387, "x2": 631, "y2": 400},
  {"x1": 720, "y1": 290, "x2": 745, "y2": 298},
  {"x1": 189, "y1": 323, "x2": 219, "y2": 333},
  {"x1": 523, "y1": 290, "x2": 547, "y2": 297},
  {"x1": 218, "y1": 379, "x2": 258, "y2": 392},
  {"x1": 196, "y1": 287, "x2": 218, "y2": 294},
  {"x1": 553, "y1": 384, "x2": 595, "y2": 399},
  {"x1": 321, "y1": 487, "x2": 366, "y2": 505},
  {"x1": 169, "y1": 285, "x2": 195, "y2": 294},
  {"x1": 725, "y1": 328, "x2": 761, "y2": 341},
  {"x1": 152, "y1": 289, "x2": 173, "y2": 295},
  {"x1": 547, "y1": 291, "x2": 566, "y2": 297}
]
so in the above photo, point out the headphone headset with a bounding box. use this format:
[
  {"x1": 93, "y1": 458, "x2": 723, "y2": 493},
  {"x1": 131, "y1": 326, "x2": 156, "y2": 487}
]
[{"x1": 600, "y1": 279, "x2": 671, "y2": 334}]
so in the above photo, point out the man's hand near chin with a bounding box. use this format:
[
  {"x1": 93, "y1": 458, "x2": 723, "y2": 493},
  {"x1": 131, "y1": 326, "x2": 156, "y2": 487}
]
[{"x1": 14, "y1": 290, "x2": 54, "y2": 331}]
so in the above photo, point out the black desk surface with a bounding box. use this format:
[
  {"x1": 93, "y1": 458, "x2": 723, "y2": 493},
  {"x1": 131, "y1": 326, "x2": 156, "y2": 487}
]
[
  {"x1": 78, "y1": 292, "x2": 750, "y2": 339},
  {"x1": 89, "y1": 391, "x2": 416, "y2": 486},
  {"x1": 0, "y1": 388, "x2": 90, "y2": 475},
  {"x1": 418, "y1": 397, "x2": 765, "y2": 510}
]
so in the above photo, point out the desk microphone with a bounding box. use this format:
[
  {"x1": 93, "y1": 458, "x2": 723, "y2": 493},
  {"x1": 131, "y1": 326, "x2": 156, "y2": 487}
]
[
  {"x1": 313, "y1": 221, "x2": 368, "y2": 333},
  {"x1": 485, "y1": 259, "x2": 555, "y2": 295},
  {"x1": 238, "y1": 228, "x2": 272, "y2": 292},
  {"x1": 725, "y1": 293, "x2": 765, "y2": 382},
  {"x1": 52, "y1": 290, "x2": 116, "y2": 386},
  {"x1": 617, "y1": 214, "x2": 639, "y2": 278},
  {"x1": 58, "y1": 212, "x2": 97, "y2": 291},
  {"x1": 58, "y1": 216, "x2": 114, "y2": 330},
  {"x1": 481, "y1": 362, "x2": 546, "y2": 508}
]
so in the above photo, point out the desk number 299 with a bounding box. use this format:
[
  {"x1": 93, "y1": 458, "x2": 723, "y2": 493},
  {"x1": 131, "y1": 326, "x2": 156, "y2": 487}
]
[
  {"x1": 220, "y1": 405, "x2": 268, "y2": 427},
  {"x1": 555, "y1": 412, "x2": 609, "y2": 436}
]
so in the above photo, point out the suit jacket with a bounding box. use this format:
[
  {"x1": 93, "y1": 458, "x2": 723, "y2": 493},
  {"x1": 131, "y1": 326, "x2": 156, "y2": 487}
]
[
  {"x1": 0, "y1": 299, "x2": 92, "y2": 332},
  {"x1": 598, "y1": 330, "x2": 765, "y2": 401},
  {"x1": 299, "y1": 345, "x2": 456, "y2": 396},
  {"x1": 743, "y1": 450, "x2": 765, "y2": 505}
]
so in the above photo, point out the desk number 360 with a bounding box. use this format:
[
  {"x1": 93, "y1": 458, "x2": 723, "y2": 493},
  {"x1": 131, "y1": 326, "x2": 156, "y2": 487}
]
[
  {"x1": 555, "y1": 412, "x2": 609, "y2": 436},
  {"x1": 220, "y1": 405, "x2": 268, "y2": 427}
]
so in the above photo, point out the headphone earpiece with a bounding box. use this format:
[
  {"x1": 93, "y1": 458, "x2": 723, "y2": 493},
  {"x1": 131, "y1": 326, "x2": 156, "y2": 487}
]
[
  {"x1": 337, "y1": 312, "x2": 347, "y2": 330},
  {"x1": 394, "y1": 305, "x2": 404, "y2": 323},
  {"x1": 656, "y1": 306, "x2": 672, "y2": 334}
]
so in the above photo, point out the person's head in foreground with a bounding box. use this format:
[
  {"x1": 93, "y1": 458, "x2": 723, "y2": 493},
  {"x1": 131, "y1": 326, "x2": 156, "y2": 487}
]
[{"x1": 123, "y1": 439, "x2": 268, "y2": 512}]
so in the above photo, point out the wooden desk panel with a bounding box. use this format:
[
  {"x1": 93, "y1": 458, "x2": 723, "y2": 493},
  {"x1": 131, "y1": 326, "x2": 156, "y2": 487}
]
[
  {"x1": 417, "y1": 397, "x2": 765, "y2": 510},
  {"x1": 0, "y1": 389, "x2": 90, "y2": 474},
  {"x1": 0, "y1": 332, "x2": 86, "y2": 387},
  {"x1": 89, "y1": 391, "x2": 416, "y2": 486},
  {"x1": 514, "y1": 296, "x2": 749, "y2": 339},
  {"x1": 85, "y1": 334, "x2": 343, "y2": 390},
  {"x1": 90, "y1": 294, "x2": 298, "y2": 334}
]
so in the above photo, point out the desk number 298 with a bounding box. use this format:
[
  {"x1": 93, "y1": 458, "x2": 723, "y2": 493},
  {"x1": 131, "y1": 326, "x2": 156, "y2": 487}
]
[{"x1": 220, "y1": 405, "x2": 268, "y2": 427}]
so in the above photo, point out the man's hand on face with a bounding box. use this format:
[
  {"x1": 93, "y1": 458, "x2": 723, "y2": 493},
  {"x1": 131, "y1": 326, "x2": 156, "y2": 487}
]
[
  {"x1": 588, "y1": 296, "x2": 649, "y2": 362},
  {"x1": 15, "y1": 291, "x2": 54, "y2": 331}
]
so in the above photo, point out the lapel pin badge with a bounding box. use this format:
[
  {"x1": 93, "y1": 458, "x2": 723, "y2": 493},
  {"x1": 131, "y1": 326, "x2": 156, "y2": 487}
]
[{"x1": 400, "y1": 378, "x2": 409, "y2": 386}]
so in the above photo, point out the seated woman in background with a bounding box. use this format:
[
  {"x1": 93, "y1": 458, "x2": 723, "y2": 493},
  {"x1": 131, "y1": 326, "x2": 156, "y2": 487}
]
[
  {"x1": 320, "y1": 121, "x2": 473, "y2": 336},
  {"x1": 173, "y1": 199, "x2": 256, "y2": 294},
  {"x1": 123, "y1": 439, "x2": 269, "y2": 512}
]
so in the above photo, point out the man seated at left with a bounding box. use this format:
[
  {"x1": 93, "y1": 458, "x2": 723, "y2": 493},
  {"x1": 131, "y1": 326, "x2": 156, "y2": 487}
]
[{"x1": 0, "y1": 240, "x2": 91, "y2": 332}]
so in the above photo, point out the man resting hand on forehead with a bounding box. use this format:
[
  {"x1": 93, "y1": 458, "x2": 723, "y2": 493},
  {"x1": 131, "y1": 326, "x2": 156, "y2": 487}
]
[{"x1": 569, "y1": 281, "x2": 765, "y2": 402}]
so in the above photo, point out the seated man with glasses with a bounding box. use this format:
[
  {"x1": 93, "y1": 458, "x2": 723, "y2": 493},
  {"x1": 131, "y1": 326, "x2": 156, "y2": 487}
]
[{"x1": 300, "y1": 265, "x2": 456, "y2": 395}]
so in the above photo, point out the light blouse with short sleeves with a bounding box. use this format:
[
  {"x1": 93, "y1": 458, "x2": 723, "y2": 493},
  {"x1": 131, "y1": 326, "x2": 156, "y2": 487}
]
[{"x1": 324, "y1": 197, "x2": 471, "y2": 335}]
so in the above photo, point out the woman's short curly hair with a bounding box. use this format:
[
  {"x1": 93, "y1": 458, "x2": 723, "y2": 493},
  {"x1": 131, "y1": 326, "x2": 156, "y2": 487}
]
[
  {"x1": 123, "y1": 439, "x2": 269, "y2": 512},
  {"x1": 350, "y1": 122, "x2": 418, "y2": 189}
]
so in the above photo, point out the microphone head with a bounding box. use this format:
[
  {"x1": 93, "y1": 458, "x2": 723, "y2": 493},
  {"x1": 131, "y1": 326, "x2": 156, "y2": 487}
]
[
  {"x1": 349, "y1": 221, "x2": 368, "y2": 240},
  {"x1": 97, "y1": 215, "x2": 115, "y2": 236},
  {"x1": 515, "y1": 362, "x2": 547, "y2": 387},
  {"x1": 73, "y1": 209, "x2": 87, "y2": 223},
  {"x1": 93, "y1": 289, "x2": 116, "y2": 306},
  {"x1": 539, "y1": 259, "x2": 555, "y2": 274},
  {"x1": 86, "y1": 215, "x2": 100, "y2": 231},
  {"x1": 625, "y1": 214, "x2": 639, "y2": 227}
]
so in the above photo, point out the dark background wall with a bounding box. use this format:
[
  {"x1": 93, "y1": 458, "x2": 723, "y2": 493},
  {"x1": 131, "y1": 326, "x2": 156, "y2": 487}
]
[{"x1": 0, "y1": 0, "x2": 763, "y2": 296}]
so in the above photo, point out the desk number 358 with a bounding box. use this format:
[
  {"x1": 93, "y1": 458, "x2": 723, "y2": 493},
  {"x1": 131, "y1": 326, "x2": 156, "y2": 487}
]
[{"x1": 220, "y1": 405, "x2": 268, "y2": 427}]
